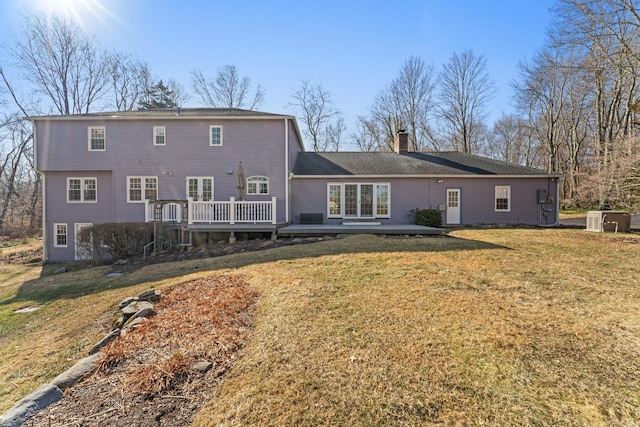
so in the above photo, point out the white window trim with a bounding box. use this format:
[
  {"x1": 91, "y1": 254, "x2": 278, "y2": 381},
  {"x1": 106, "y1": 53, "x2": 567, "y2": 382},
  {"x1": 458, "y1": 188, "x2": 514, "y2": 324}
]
[
  {"x1": 54, "y1": 223, "x2": 68, "y2": 248},
  {"x1": 209, "y1": 125, "x2": 223, "y2": 146},
  {"x1": 66, "y1": 177, "x2": 97, "y2": 203},
  {"x1": 495, "y1": 185, "x2": 511, "y2": 212},
  {"x1": 326, "y1": 183, "x2": 391, "y2": 219},
  {"x1": 153, "y1": 126, "x2": 166, "y2": 146},
  {"x1": 247, "y1": 176, "x2": 269, "y2": 195},
  {"x1": 127, "y1": 176, "x2": 158, "y2": 203},
  {"x1": 88, "y1": 126, "x2": 106, "y2": 151},
  {"x1": 186, "y1": 176, "x2": 214, "y2": 201}
]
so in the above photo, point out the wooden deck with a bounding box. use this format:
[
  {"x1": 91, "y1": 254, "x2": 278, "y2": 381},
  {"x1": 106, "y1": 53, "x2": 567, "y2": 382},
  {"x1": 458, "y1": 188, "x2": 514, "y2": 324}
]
[{"x1": 277, "y1": 223, "x2": 444, "y2": 236}]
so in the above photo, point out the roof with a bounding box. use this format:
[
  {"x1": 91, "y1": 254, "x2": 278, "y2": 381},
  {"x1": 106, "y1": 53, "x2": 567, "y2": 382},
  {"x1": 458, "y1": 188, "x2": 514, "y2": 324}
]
[
  {"x1": 292, "y1": 151, "x2": 553, "y2": 177},
  {"x1": 26, "y1": 107, "x2": 292, "y2": 120}
]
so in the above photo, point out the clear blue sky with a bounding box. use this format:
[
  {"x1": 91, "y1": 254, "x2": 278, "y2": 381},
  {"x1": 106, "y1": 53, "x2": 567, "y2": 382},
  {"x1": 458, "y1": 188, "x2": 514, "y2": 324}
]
[{"x1": 1, "y1": 0, "x2": 556, "y2": 148}]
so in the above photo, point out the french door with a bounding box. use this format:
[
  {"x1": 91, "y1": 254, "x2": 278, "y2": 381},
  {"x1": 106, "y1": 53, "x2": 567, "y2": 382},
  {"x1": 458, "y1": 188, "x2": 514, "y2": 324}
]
[
  {"x1": 344, "y1": 184, "x2": 374, "y2": 218},
  {"x1": 186, "y1": 177, "x2": 213, "y2": 201}
]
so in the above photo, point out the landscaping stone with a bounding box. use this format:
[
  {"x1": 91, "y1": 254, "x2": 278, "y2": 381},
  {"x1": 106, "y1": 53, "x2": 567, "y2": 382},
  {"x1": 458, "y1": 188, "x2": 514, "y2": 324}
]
[
  {"x1": 192, "y1": 361, "x2": 213, "y2": 373},
  {"x1": 138, "y1": 289, "x2": 161, "y2": 302},
  {"x1": 53, "y1": 266, "x2": 67, "y2": 274},
  {"x1": 0, "y1": 383, "x2": 63, "y2": 427},
  {"x1": 88, "y1": 329, "x2": 120, "y2": 355},
  {"x1": 121, "y1": 300, "x2": 153, "y2": 317},
  {"x1": 123, "y1": 317, "x2": 146, "y2": 331},
  {"x1": 51, "y1": 353, "x2": 101, "y2": 390},
  {"x1": 118, "y1": 297, "x2": 136, "y2": 310}
]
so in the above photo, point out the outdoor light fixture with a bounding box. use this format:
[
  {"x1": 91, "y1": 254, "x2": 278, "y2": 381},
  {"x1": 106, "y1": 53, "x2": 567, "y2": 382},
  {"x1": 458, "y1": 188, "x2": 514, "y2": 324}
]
[{"x1": 437, "y1": 179, "x2": 444, "y2": 183}]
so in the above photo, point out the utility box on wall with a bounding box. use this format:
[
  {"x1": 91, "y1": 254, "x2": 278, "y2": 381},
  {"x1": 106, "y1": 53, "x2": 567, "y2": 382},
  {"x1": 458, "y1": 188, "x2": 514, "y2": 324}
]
[
  {"x1": 586, "y1": 211, "x2": 631, "y2": 232},
  {"x1": 537, "y1": 189, "x2": 549, "y2": 204}
]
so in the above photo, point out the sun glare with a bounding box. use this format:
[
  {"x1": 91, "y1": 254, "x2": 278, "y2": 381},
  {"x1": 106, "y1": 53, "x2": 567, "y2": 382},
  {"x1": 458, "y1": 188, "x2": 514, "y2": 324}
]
[{"x1": 32, "y1": 0, "x2": 119, "y2": 30}]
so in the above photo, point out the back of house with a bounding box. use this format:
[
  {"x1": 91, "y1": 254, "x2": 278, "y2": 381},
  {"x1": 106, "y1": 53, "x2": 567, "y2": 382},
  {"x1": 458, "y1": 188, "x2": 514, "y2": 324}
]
[{"x1": 30, "y1": 108, "x2": 304, "y2": 262}]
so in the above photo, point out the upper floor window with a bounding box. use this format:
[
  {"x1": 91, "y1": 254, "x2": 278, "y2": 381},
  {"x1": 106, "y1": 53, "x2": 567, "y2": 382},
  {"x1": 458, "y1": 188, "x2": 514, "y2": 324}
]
[
  {"x1": 247, "y1": 176, "x2": 269, "y2": 195},
  {"x1": 127, "y1": 176, "x2": 158, "y2": 203},
  {"x1": 88, "y1": 126, "x2": 105, "y2": 151},
  {"x1": 210, "y1": 125, "x2": 223, "y2": 146},
  {"x1": 153, "y1": 126, "x2": 166, "y2": 146},
  {"x1": 495, "y1": 185, "x2": 511, "y2": 211},
  {"x1": 67, "y1": 177, "x2": 97, "y2": 203}
]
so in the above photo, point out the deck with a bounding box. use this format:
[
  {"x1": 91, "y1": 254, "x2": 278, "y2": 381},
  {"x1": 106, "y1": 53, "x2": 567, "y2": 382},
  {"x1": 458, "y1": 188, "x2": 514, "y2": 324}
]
[{"x1": 277, "y1": 223, "x2": 443, "y2": 236}]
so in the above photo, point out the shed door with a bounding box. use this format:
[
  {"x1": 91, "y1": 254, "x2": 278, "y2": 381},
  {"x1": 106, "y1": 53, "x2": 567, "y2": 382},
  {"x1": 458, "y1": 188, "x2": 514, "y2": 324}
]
[{"x1": 446, "y1": 189, "x2": 460, "y2": 225}]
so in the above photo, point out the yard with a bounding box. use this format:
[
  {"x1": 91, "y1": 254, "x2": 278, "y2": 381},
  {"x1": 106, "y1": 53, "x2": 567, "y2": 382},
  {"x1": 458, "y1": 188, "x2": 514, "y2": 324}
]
[{"x1": 1, "y1": 229, "x2": 639, "y2": 425}]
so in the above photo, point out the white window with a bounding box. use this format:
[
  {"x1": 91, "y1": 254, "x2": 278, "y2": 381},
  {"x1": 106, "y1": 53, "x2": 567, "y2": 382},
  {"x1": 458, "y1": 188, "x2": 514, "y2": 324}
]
[
  {"x1": 88, "y1": 126, "x2": 105, "y2": 151},
  {"x1": 327, "y1": 183, "x2": 390, "y2": 219},
  {"x1": 153, "y1": 126, "x2": 166, "y2": 145},
  {"x1": 67, "y1": 177, "x2": 97, "y2": 203},
  {"x1": 127, "y1": 176, "x2": 158, "y2": 202},
  {"x1": 210, "y1": 125, "x2": 223, "y2": 146},
  {"x1": 247, "y1": 176, "x2": 269, "y2": 195},
  {"x1": 54, "y1": 223, "x2": 67, "y2": 247},
  {"x1": 495, "y1": 185, "x2": 511, "y2": 211}
]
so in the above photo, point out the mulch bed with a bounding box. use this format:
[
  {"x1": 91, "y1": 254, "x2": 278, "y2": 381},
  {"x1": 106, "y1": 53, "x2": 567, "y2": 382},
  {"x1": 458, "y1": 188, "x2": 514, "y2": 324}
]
[{"x1": 24, "y1": 274, "x2": 258, "y2": 427}]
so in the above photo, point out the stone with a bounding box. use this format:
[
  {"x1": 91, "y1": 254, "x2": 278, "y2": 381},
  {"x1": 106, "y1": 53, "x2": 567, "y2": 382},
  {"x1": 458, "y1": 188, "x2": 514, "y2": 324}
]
[
  {"x1": 138, "y1": 289, "x2": 161, "y2": 303},
  {"x1": 121, "y1": 300, "x2": 153, "y2": 316},
  {"x1": 123, "y1": 317, "x2": 146, "y2": 330},
  {"x1": 50, "y1": 353, "x2": 101, "y2": 390},
  {"x1": 53, "y1": 266, "x2": 67, "y2": 274},
  {"x1": 88, "y1": 329, "x2": 120, "y2": 355},
  {"x1": 0, "y1": 383, "x2": 63, "y2": 427},
  {"x1": 192, "y1": 361, "x2": 213, "y2": 373},
  {"x1": 114, "y1": 259, "x2": 128, "y2": 265},
  {"x1": 118, "y1": 297, "x2": 136, "y2": 310},
  {"x1": 126, "y1": 306, "x2": 154, "y2": 324}
]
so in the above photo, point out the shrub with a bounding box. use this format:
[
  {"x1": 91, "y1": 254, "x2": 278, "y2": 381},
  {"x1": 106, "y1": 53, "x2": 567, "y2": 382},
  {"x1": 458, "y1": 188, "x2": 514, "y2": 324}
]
[
  {"x1": 78, "y1": 222, "x2": 174, "y2": 261},
  {"x1": 412, "y1": 209, "x2": 442, "y2": 227}
]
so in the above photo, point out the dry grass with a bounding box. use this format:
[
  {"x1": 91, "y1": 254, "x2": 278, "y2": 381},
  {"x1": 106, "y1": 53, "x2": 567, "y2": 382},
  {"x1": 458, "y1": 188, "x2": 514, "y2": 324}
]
[
  {"x1": 1, "y1": 230, "x2": 640, "y2": 426},
  {"x1": 191, "y1": 230, "x2": 640, "y2": 426}
]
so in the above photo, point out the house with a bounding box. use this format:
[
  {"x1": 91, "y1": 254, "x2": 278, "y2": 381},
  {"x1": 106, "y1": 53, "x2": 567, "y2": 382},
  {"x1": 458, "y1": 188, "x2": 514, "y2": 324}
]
[
  {"x1": 290, "y1": 131, "x2": 559, "y2": 227},
  {"x1": 29, "y1": 109, "x2": 559, "y2": 262},
  {"x1": 30, "y1": 108, "x2": 303, "y2": 262}
]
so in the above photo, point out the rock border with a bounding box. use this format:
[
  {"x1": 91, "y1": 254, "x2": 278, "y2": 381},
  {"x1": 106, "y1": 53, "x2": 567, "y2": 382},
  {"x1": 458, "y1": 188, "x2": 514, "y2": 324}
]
[{"x1": 0, "y1": 289, "x2": 161, "y2": 427}]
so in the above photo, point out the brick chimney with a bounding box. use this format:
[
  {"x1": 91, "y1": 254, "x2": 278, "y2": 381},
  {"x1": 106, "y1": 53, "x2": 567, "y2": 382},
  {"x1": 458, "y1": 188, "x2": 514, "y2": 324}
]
[{"x1": 394, "y1": 129, "x2": 409, "y2": 154}]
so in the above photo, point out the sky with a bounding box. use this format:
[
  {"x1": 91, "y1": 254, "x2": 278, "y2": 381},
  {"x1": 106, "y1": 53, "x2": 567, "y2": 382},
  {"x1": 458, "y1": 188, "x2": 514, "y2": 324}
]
[{"x1": 0, "y1": 0, "x2": 557, "y2": 149}]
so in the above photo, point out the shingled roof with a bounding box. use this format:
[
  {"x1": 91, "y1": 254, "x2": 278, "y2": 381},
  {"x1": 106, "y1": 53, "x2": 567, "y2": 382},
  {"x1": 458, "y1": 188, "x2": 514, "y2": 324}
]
[
  {"x1": 292, "y1": 151, "x2": 552, "y2": 176},
  {"x1": 27, "y1": 108, "x2": 290, "y2": 120}
]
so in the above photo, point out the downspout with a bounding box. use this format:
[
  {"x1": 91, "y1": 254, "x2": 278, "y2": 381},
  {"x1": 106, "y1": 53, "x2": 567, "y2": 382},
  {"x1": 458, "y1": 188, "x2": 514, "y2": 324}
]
[
  {"x1": 555, "y1": 178, "x2": 560, "y2": 225},
  {"x1": 285, "y1": 118, "x2": 289, "y2": 223},
  {"x1": 32, "y1": 121, "x2": 48, "y2": 262}
]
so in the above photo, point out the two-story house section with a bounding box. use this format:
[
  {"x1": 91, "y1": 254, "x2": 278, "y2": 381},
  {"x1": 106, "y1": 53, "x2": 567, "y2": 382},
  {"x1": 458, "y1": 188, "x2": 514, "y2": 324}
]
[{"x1": 29, "y1": 108, "x2": 305, "y2": 262}]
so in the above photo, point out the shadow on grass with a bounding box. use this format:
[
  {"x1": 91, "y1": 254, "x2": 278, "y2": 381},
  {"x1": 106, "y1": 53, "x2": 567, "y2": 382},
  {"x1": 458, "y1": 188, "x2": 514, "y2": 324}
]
[{"x1": 3, "y1": 234, "x2": 509, "y2": 305}]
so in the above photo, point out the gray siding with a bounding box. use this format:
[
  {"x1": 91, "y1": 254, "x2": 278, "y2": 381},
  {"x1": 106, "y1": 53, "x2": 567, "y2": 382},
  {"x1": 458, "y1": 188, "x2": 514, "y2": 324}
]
[
  {"x1": 36, "y1": 117, "x2": 292, "y2": 261},
  {"x1": 291, "y1": 176, "x2": 558, "y2": 226},
  {"x1": 44, "y1": 171, "x2": 114, "y2": 262}
]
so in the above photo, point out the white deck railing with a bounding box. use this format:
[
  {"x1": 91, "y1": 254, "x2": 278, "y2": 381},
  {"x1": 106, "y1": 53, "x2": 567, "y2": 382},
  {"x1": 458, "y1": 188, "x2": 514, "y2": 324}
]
[{"x1": 145, "y1": 197, "x2": 277, "y2": 225}]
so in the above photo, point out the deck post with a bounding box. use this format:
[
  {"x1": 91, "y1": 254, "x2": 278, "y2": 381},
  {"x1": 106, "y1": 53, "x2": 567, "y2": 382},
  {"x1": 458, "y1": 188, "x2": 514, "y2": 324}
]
[
  {"x1": 230, "y1": 197, "x2": 236, "y2": 225},
  {"x1": 271, "y1": 196, "x2": 277, "y2": 224},
  {"x1": 144, "y1": 199, "x2": 150, "y2": 222},
  {"x1": 187, "y1": 197, "x2": 193, "y2": 225}
]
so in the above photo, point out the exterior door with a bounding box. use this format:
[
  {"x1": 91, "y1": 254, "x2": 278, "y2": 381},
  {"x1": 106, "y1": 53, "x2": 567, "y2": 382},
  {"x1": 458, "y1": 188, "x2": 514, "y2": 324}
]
[
  {"x1": 74, "y1": 223, "x2": 93, "y2": 261},
  {"x1": 344, "y1": 184, "x2": 374, "y2": 218},
  {"x1": 187, "y1": 177, "x2": 213, "y2": 201},
  {"x1": 446, "y1": 189, "x2": 461, "y2": 225}
]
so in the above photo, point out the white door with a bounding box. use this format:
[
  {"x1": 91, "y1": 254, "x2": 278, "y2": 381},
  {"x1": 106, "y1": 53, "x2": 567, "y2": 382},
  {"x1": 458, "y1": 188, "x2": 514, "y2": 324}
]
[
  {"x1": 344, "y1": 184, "x2": 374, "y2": 218},
  {"x1": 446, "y1": 189, "x2": 461, "y2": 225},
  {"x1": 74, "y1": 223, "x2": 93, "y2": 261},
  {"x1": 186, "y1": 177, "x2": 213, "y2": 201}
]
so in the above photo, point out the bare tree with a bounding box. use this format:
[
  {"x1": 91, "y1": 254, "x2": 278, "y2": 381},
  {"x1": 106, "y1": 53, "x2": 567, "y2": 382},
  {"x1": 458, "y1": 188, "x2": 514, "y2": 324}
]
[
  {"x1": 351, "y1": 116, "x2": 384, "y2": 152},
  {"x1": 289, "y1": 79, "x2": 342, "y2": 151},
  {"x1": 369, "y1": 57, "x2": 438, "y2": 151},
  {"x1": 13, "y1": 13, "x2": 110, "y2": 114},
  {"x1": 107, "y1": 54, "x2": 149, "y2": 111},
  {"x1": 191, "y1": 65, "x2": 264, "y2": 109},
  {"x1": 437, "y1": 50, "x2": 496, "y2": 154},
  {"x1": 484, "y1": 113, "x2": 543, "y2": 168},
  {"x1": 325, "y1": 117, "x2": 346, "y2": 152}
]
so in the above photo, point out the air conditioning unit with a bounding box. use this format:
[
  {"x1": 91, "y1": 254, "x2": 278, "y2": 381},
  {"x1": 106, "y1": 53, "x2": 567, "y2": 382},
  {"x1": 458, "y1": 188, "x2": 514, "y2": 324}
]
[{"x1": 586, "y1": 211, "x2": 631, "y2": 232}]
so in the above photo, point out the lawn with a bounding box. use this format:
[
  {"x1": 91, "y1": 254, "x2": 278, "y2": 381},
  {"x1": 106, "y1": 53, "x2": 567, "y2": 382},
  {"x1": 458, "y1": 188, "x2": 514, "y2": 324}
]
[{"x1": 1, "y1": 229, "x2": 639, "y2": 426}]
